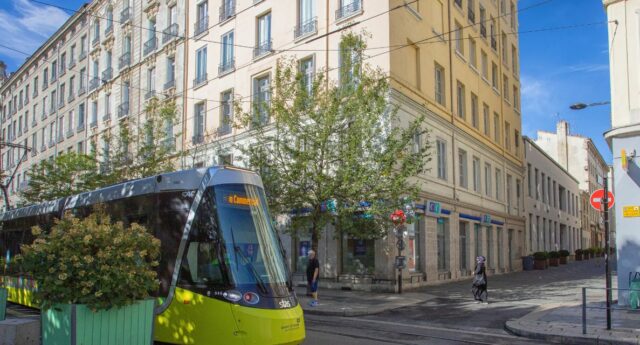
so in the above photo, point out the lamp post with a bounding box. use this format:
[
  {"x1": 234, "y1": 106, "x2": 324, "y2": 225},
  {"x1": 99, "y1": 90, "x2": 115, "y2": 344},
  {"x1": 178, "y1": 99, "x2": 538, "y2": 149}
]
[{"x1": 570, "y1": 101, "x2": 613, "y2": 330}]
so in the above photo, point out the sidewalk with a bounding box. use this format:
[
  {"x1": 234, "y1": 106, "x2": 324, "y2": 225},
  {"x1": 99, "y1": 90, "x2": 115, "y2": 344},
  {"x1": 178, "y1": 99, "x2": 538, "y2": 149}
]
[
  {"x1": 506, "y1": 302, "x2": 640, "y2": 345},
  {"x1": 296, "y1": 286, "x2": 435, "y2": 316}
]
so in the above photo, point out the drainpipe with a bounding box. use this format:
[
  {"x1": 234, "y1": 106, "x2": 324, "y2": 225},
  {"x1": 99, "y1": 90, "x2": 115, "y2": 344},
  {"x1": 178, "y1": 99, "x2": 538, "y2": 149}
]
[{"x1": 181, "y1": 1, "x2": 190, "y2": 169}]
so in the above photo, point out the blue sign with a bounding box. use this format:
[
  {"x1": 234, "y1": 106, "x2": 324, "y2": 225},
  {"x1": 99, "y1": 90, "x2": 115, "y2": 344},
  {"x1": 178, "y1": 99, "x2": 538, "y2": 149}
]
[
  {"x1": 482, "y1": 214, "x2": 492, "y2": 225},
  {"x1": 427, "y1": 201, "x2": 441, "y2": 215},
  {"x1": 354, "y1": 240, "x2": 367, "y2": 256},
  {"x1": 299, "y1": 241, "x2": 310, "y2": 257}
]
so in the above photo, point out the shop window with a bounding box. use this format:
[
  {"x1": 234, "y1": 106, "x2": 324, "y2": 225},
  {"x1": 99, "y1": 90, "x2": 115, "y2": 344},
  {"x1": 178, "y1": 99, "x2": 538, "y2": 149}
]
[{"x1": 341, "y1": 237, "x2": 375, "y2": 275}]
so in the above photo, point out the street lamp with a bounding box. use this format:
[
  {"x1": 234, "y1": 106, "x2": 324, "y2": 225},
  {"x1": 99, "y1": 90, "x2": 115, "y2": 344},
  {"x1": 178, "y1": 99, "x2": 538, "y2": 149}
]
[
  {"x1": 569, "y1": 99, "x2": 614, "y2": 329},
  {"x1": 569, "y1": 101, "x2": 611, "y2": 110}
]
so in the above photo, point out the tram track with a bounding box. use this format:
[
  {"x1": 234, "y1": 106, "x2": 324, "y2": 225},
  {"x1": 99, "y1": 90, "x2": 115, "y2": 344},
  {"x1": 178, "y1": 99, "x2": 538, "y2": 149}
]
[{"x1": 305, "y1": 316, "x2": 545, "y2": 345}]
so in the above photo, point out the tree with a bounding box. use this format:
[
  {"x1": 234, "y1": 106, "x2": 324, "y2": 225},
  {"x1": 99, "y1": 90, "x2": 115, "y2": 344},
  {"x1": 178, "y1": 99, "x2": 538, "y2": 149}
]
[
  {"x1": 20, "y1": 152, "x2": 109, "y2": 204},
  {"x1": 234, "y1": 33, "x2": 431, "y2": 250}
]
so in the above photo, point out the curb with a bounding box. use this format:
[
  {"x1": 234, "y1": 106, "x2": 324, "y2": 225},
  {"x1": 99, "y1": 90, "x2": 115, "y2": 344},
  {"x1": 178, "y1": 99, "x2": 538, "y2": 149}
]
[{"x1": 505, "y1": 320, "x2": 640, "y2": 345}]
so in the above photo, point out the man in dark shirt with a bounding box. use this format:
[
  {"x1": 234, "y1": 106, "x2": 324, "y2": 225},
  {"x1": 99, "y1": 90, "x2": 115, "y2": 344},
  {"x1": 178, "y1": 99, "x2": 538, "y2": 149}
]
[{"x1": 306, "y1": 249, "x2": 320, "y2": 307}]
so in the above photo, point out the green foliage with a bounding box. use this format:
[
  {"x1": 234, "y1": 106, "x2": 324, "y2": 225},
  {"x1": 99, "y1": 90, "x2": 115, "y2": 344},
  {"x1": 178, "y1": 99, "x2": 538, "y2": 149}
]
[
  {"x1": 559, "y1": 250, "x2": 570, "y2": 257},
  {"x1": 533, "y1": 252, "x2": 548, "y2": 260},
  {"x1": 548, "y1": 251, "x2": 560, "y2": 259},
  {"x1": 19, "y1": 153, "x2": 110, "y2": 204},
  {"x1": 234, "y1": 33, "x2": 431, "y2": 248},
  {"x1": 20, "y1": 210, "x2": 160, "y2": 311}
]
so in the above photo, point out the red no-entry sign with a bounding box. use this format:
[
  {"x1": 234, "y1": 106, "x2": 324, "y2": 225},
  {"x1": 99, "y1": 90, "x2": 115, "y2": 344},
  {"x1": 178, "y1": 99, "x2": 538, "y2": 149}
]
[{"x1": 590, "y1": 189, "x2": 615, "y2": 211}]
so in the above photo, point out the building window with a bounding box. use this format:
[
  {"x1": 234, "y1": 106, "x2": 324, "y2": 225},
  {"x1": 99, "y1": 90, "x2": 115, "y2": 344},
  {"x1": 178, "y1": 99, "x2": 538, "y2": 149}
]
[
  {"x1": 456, "y1": 81, "x2": 466, "y2": 119},
  {"x1": 195, "y1": 0, "x2": 209, "y2": 36},
  {"x1": 491, "y1": 62, "x2": 499, "y2": 89},
  {"x1": 493, "y1": 113, "x2": 500, "y2": 143},
  {"x1": 91, "y1": 101, "x2": 97, "y2": 125},
  {"x1": 483, "y1": 103, "x2": 490, "y2": 136},
  {"x1": 485, "y1": 163, "x2": 492, "y2": 197},
  {"x1": 193, "y1": 102, "x2": 205, "y2": 144},
  {"x1": 78, "y1": 103, "x2": 85, "y2": 128},
  {"x1": 534, "y1": 168, "x2": 540, "y2": 200},
  {"x1": 297, "y1": 0, "x2": 317, "y2": 37},
  {"x1": 502, "y1": 32, "x2": 508, "y2": 65},
  {"x1": 253, "y1": 74, "x2": 271, "y2": 126},
  {"x1": 220, "y1": 30, "x2": 235, "y2": 73},
  {"x1": 459, "y1": 222, "x2": 468, "y2": 271},
  {"x1": 166, "y1": 56, "x2": 176, "y2": 88},
  {"x1": 481, "y1": 50, "x2": 488, "y2": 79},
  {"x1": 255, "y1": 12, "x2": 272, "y2": 57},
  {"x1": 486, "y1": 226, "x2": 493, "y2": 268},
  {"x1": 513, "y1": 85, "x2": 519, "y2": 110},
  {"x1": 435, "y1": 63, "x2": 445, "y2": 106},
  {"x1": 504, "y1": 121, "x2": 511, "y2": 150},
  {"x1": 340, "y1": 38, "x2": 362, "y2": 86},
  {"x1": 506, "y1": 174, "x2": 513, "y2": 210},
  {"x1": 472, "y1": 156, "x2": 481, "y2": 192},
  {"x1": 220, "y1": 89, "x2": 233, "y2": 134},
  {"x1": 469, "y1": 37, "x2": 477, "y2": 68},
  {"x1": 458, "y1": 149, "x2": 468, "y2": 188},
  {"x1": 195, "y1": 46, "x2": 207, "y2": 86},
  {"x1": 436, "y1": 139, "x2": 447, "y2": 180},
  {"x1": 527, "y1": 163, "x2": 532, "y2": 197},
  {"x1": 437, "y1": 218, "x2": 449, "y2": 271},
  {"x1": 495, "y1": 168, "x2": 502, "y2": 200},
  {"x1": 471, "y1": 93, "x2": 478, "y2": 129},
  {"x1": 503, "y1": 75, "x2": 510, "y2": 102},
  {"x1": 454, "y1": 22, "x2": 464, "y2": 55},
  {"x1": 299, "y1": 56, "x2": 315, "y2": 94},
  {"x1": 512, "y1": 45, "x2": 518, "y2": 73}
]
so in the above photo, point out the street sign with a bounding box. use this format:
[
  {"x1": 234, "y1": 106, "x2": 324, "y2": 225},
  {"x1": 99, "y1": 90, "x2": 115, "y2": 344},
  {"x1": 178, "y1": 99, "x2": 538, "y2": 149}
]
[
  {"x1": 623, "y1": 206, "x2": 640, "y2": 218},
  {"x1": 590, "y1": 189, "x2": 615, "y2": 211}
]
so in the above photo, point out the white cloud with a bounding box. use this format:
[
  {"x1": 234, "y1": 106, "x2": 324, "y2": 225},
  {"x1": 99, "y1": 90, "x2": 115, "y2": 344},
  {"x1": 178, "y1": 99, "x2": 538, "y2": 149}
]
[
  {"x1": 521, "y1": 74, "x2": 555, "y2": 121},
  {"x1": 0, "y1": 0, "x2": 69, "y2": 67},
  {"x1": 568, "y1": 63, "x2": 609, "y2": 73}
]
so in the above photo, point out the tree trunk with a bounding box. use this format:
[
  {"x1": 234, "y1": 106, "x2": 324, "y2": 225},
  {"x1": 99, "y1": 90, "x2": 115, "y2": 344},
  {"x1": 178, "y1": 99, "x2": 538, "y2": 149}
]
[{"x1": 1, "y1": 185, "x2": 10, "y2": 210}]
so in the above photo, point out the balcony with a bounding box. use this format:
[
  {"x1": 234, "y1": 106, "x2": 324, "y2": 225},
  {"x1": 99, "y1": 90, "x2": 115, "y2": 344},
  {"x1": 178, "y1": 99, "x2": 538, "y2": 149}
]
[
  {"x1": 33, "y1": 89, "x2": 38, "y2": 98},
  {"x1": 336, "y1": 0, "x2": 361, "y2": 21},
  {"x1": 66, "y1": 129, "x2": 74, "y2": 138},
  {"x1": 58, "y1": 99, "x2": 65, "y2": 109},
  {"x1": 143, "y1": 37, "x2": 158, "y2": 56},
  {"x1": 218, "y1": 59, "x2": 235, "y2": 75},
  {"x1": 24, "y1": 96, "x2": 29, "y2": 106},
  {"x1": 102, "y1": 112, "x2": 111, "y2": 122},
  {"x1": 145, "y1": 90, "x2": 156, "y2": 100},
  {"x1": 192, "y1": 134, "x2": 204, "y2": 145},
  {"x1": 18, "y1": 101, "x2": 23, "y2": 111},
  {"x1": 217, "y1": 124, "x2": 231, "y2": 136},
  {"x1": 42, "y1": 81, "x2": 48, "y2": 91},
  {"x1": 31, "y1": 149, "x2": 37, "y2": 157},
  {"x1": 40, "y1": 144, "x2": 46, "y2": 152},
  {"x1": 120, "y1": 7, "x2": 131, "y2": 24},
  {"x1": 162, "y1": 136, "x2": 176, "y2": 150},
  {"x1": 59, "y1": 65, "x2": 66, "y2": 77},
  {"x1": 294, "y1": 17, "x2": 317, "y2": 39},
  {"x1": 89, "y1": 77, "x2": 100, "y2": 91},
  {"x1": 68, "y1": 59, "x2": 76, "y2": 70},
  {"x1": 194, "y1": 16, "x2": 209, "y2": 36},
  {"x1": 41, "y1": 112, "x2": 47, "y2": 121},
  {"x1": 253, "y1": 40, "x2": 272, "y2": 59},
  {"x1": 102, "y1": 67, "x2": 113, "y2": 82},
  {"x1": 193, "y1": 73, "x2": 207, "y2": 88},
  {"x1": 79, "y1": 50, "x2": 87, "y2": 61},
  {"x1": 119, "y1": 52, "x2": 131, "y2": 70},
  {"x1": 31, "y1": 119, "x2": 37, "y2": 128},
  {"x1": 68, "y1": 92, "x2": 75, "y2": 102},
  {"x1": 162, "y1": 23, "x2": 179, "y2": 45},
  {"x1": 78, "y1": 84, "x2": 86, "y2": 95},
  {"x1": 57, "y1": 134, "x2": 64, "y2": 143},
  {"x1": 164, "y1": 79, "x2": 175, "y2": 90},
  {"x1": 468, "y1": 10, "x2": 475, "y2": 23},
  {"x1": 90, "y1": 120, "x2": 97, "y2": 128},
  {"x1": 92, "y1": 35, "x2": 100, "y2": 47},
  {"x1": 49, "y1": 139, "x2": 55, "y2": 148},
  {"x1": 454, "y1": 0, "x2": 462, "y2": 7},
  {"x1": 480, "y1": 23, "x2": 487, "y2": 38},
  {"x1": 219, "y1": 2, "x2": 235, "y2": 22},
  {"x1": 117, "y1": 102, "x2": 129, "y2": 118}
]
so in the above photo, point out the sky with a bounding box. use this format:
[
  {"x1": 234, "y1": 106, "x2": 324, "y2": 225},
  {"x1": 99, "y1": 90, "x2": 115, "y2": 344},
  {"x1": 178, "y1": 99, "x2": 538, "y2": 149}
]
[{"x1": 0, "y1": 0, "x2": 614, "y2": 163}]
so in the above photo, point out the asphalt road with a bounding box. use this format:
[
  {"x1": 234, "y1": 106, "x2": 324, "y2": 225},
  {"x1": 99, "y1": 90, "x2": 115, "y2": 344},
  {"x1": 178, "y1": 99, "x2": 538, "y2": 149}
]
[{"x1": 304, "y1": 258, "x2": 610, "y2": 344}]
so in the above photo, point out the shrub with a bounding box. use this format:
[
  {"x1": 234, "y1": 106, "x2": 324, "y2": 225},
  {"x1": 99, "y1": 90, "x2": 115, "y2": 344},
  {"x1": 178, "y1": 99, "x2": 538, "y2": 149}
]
[
  {"x1": 20, "y1": 210, "x2": 160, "y2": 311},
  {"x1": 548, "y1": 251, "x2": 560, "y2": 259},
  {"x1": 533, "y1": 252, "x2": 548, "y2": 260},
  {"x1": 559, "y1": 250, "x2": 570, "y2": 257}
]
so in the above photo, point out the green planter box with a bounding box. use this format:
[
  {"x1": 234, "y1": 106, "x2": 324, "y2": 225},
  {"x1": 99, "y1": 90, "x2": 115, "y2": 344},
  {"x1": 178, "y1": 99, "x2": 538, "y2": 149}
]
[
  {"x1": 0, "y1": 287, "x2": 7, "y2": 321},
  {"x1": 42, "y1": 299, "x2": 155, "y2": 345}
]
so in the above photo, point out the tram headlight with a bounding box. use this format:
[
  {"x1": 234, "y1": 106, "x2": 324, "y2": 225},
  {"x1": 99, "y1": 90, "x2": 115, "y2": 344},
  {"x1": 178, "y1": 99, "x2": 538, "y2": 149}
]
[
  {"x1": 243, "y1": 292, "x2": 260, "y2": 305},
  {"x1": 223, "y1": 290, "x2": 242, "y2": 302}
]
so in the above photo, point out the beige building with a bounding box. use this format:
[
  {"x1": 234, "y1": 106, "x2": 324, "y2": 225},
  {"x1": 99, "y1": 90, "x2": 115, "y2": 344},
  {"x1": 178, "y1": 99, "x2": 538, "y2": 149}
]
[
  {"x1": 535, "y1": 121, "x2": 609, "y2": 248},
  {"x1": 523, "y1": 136, "x2": 581, "y2": 255},
  {"x1": 0, "y1": 0, "x2": 524, "y2": 290}
]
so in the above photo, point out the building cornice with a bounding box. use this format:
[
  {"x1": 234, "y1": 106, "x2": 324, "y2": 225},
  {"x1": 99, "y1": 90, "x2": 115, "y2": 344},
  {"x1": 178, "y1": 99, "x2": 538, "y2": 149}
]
[{"x1": 603, "y1": 0, "x2": 626, "y2": 10}]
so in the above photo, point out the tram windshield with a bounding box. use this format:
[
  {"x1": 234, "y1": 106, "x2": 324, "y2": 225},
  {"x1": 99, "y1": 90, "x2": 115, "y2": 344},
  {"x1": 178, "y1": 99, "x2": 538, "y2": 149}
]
[{"x1": 214, "y1": 183, "x2": 289, "y2": 288}]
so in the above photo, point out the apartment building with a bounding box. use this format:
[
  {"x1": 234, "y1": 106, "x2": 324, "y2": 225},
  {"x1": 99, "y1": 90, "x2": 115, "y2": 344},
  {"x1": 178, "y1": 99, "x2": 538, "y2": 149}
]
[
  {"x1": 0, "y1": 0, "x2": 524, "y2": 291},
  {"x1": 535, "y1": 121, "x2": 609, "y2": 248},
  {"x1": 523, "y1": 136, "x2": 581, "y2": 255},
  {"x1": 0, "y1": 0, "x2": 187, "y2": 207}
]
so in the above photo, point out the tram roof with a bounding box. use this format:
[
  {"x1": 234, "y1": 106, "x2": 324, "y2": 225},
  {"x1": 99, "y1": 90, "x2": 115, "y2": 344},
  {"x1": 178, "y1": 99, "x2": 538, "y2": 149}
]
[{"x1": 1, "y1": 166, "x2": 260, "y2": 222}]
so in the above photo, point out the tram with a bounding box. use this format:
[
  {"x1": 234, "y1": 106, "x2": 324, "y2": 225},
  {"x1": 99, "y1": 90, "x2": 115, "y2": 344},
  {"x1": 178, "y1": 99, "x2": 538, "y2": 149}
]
[{"x1": 0, "y1": 166, "x2": 305, "y2": 345}]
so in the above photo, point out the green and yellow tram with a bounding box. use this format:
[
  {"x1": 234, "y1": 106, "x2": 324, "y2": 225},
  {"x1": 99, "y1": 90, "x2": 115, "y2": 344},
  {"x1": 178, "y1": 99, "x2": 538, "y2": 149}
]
[{"x1": 0, "y1": 166, "x2": 305, "y2": 345}]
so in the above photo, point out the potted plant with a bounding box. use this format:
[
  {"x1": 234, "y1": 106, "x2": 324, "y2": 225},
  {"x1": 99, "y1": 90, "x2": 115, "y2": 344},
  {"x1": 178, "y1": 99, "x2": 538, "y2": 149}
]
[
  {"x1": 0, "y1": 257, "x2": 6, "y2": 321},
  {"x1": 21, "y1": 210, "x2": 160, "y2": 345},
  {"x1": 548, "y1": 251, "x2": 560, "y2": 266},
  {"x1": 559, "y1": 250, "x2": 570, "y2": 265},
  {"x1": 533, "y1": 252, "x2": 548, "y2": 270},
  {"x1": 575, "y1": 249, "x2": 583, "y2": 261}
]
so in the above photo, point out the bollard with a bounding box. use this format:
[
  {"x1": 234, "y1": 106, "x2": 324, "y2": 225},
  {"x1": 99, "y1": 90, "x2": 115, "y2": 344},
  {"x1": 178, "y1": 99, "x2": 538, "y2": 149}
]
[{"x1": 582, "y1": 287, "x2": 587, "y2": 335}]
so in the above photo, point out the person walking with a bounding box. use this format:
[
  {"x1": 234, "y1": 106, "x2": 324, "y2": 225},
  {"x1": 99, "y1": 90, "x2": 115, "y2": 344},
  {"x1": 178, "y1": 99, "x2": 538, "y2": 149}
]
[
  {"x1": 472, "y1": 256, "x2": 488, "y2": 304},
  {"x1": 306, "y1": 249, "x2": 320, "y2": 307}
]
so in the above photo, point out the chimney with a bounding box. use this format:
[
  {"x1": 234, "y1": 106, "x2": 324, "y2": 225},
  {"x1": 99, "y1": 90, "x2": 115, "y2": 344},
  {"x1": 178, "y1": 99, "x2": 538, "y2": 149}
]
[{"x1": 556, "y1": 120, "x2": 569, "y2": 170}]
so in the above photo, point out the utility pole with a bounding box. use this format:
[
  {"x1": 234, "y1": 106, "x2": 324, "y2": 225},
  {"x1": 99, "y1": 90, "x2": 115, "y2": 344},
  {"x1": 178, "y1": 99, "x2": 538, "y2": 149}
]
[{"x1": 603, "y1": 176, "x2": 612, "y2": 330}]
